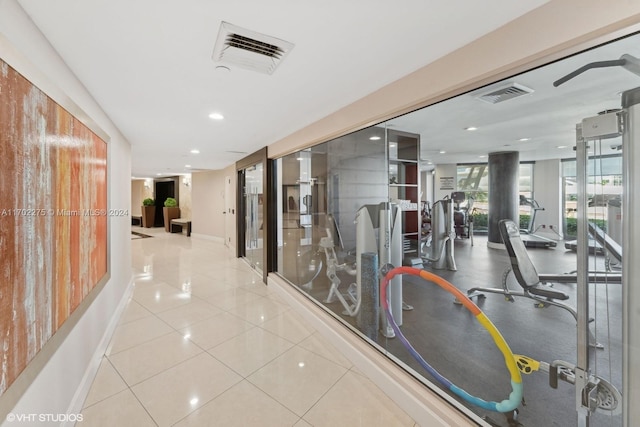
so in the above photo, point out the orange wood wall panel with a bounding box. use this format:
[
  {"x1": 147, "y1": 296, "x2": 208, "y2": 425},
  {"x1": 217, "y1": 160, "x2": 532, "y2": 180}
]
[{"x1": 0, "y1": 58, "x2": 108, "y2": 396}]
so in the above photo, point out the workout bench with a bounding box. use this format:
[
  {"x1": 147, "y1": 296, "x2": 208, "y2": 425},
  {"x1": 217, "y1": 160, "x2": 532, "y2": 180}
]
[{"x1": 464, "y1": 219, "x2": 621, "y2": 348}]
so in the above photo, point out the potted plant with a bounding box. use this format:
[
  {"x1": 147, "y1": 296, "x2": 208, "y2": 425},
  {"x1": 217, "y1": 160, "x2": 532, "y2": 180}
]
[
  {"x1": 163, "y1": 197, "x2": 181, "y2": 232},
  {"x1": 141, "y1": 198, "x2": 155, "y2": 228}
]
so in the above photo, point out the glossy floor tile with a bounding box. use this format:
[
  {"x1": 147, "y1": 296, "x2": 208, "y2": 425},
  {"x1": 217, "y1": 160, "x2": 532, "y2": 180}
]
[{"x1": 80, "y1": 226, "x2": 418, "y2": 426}]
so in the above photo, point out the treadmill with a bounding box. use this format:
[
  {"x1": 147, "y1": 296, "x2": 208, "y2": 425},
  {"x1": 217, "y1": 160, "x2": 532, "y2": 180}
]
[{"x1": 519, "y1": 196, "x2": 557, "y2": 248}]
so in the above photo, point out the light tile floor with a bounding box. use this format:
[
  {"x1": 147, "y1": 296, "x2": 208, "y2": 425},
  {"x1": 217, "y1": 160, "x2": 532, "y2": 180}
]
[{"x1": 79, "y1": 227, "x2": 418, "y2": 426}]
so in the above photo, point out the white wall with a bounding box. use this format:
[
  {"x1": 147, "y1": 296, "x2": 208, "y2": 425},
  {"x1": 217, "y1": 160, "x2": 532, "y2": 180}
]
[
  {"x1": 178, "y1": 174, "x2": 192, "y2": 220},
  {"x1": 130, "y1": 179, "x2": 153, "y2": 216},
  {"x1": 433, "y1": 164, "x2": 457, "y2": 201},
  {"x1": 191, "y1": 169, "x2": 226, "y2": 241},
  {"x1": 0, "y1": 0, "x2": 132, "y2": 422},
  {"x1": 131, "y1": 180, "x2": 144, "y2": 216}
]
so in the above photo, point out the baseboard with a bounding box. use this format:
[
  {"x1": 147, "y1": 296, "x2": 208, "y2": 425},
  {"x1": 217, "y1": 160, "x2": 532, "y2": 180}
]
[
  {"x1": 191, "y1": 233, "x2": 224, "y2": 243},
  {"x1": 487, "y1": 241, "x2": 506, "y2": 250},
  {"x1": 268, "y1": 274, "x2": 482, "y2": 427},
  {"x1": 62, "y1": 275, "x2": 136, "y2": 426}
]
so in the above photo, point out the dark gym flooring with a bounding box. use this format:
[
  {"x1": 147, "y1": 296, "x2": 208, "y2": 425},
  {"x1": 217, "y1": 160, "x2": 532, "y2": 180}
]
[{"x1": 290, "y1": 234, "x2": 623, "y2": 427}]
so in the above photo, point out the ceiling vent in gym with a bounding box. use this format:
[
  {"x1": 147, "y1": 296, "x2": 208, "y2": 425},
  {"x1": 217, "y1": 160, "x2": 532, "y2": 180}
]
[
  {"x1": 212, "y1": 21, "x2": 294, "y2": 75},
  {"x1": 476, "y1": 82, "x2": 534, "y2": 104}
]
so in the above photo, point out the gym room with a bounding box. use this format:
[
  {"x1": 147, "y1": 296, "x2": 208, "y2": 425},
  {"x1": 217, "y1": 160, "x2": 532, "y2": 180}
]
[{"x1": 272, "y1": 31, "x2": 637, "y2": 427}]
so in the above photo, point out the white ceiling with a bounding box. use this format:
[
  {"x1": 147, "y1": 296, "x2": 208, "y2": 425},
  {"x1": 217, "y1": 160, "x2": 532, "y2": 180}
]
[
  {"x1": 279, "y1": 29, "x2": 640, "y2": 170},
  {"x1": 390, "y1": 32, "x2": 640, "y2": 165},
  {"x1": 16, "y1": 0, "x2": 550, "y2": 177}
]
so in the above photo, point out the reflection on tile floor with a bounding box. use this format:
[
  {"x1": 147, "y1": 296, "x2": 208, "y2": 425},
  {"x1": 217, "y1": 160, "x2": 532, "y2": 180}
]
[{"x1": 80, "y1": 226, "x2": 418, "y2": 426}]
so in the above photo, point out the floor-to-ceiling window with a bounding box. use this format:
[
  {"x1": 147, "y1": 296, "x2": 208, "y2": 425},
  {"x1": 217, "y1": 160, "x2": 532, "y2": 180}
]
[
  {"x1": 272, "y1": 31, "x2": 638, "y2": 426},
  {"x1": 455, "y1": 162, "x2": 534, "y2": 232},
  {"x1": 562, "y1": 155, "x2": 623, "y2": 239}
]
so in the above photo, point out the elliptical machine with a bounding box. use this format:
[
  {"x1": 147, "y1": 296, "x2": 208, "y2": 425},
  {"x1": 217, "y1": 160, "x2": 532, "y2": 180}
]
[{"x1": 451, "y1": 191, "x2": 474, "y2": 245}]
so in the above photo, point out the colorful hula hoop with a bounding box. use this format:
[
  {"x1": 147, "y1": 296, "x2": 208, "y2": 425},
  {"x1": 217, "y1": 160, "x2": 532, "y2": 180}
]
[{"x1": 381, "y1": 266, "x2": 522, "y2": 413}]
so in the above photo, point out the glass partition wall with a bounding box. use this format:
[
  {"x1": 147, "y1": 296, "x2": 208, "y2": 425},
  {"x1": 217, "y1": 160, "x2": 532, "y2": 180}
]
[
  {"x1": 276, "y1": 126, "x2": 390, "y2": 310},
  {"x1": 243, "y1": 163, "x2": 263, "y2": 272},
  {"x1": 273, "y1": 32, "x2": 639, "y2": 426}
]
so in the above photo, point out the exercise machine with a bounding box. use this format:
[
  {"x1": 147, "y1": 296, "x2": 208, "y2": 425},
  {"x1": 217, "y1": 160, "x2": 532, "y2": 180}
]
[
  {"x1": 564, "y1": 198, "x2": 622, "y2": 266},
  {"x1": 552, "y1": 54, "x2": 640, "y2": 425},
  {"x1": 519, "y1": 196, "x2": 557, "y2": 248},
  {"x1": 451, "y1": 191, "x2": 474, "y2": 244},
  {"x1": 382, "y1": 266, "x2": 621, "y2": 423},
  {"x1": 321, "y1": 214, "x2": 357, "y2": 315},
  {"x1": 421, "y1": 196, "x2": 457, "y2": 270},
  {"x1": 420, "y1": 201, "x2": 432, "y2": 251},
  {"x1": 321, "y1": 203, "x2": 404, "y2": 338},
  {"x1": 464, "y1": 219, "x2": 621, "y2": 348}
]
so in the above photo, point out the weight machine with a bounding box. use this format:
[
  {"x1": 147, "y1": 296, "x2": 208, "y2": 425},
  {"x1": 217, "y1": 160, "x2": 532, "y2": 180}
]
[
  {"x1": 452, "y1": 191, "x2": 474, "y2": 244},
  {"x1": 321, "y1": 203, "x2": 404, "y2": 338},
  {"x1": 421, "y1": 196, "x2": 457, "y2": 270},
  {"x1": 552, "y1": 54, "x2": 640, "y2": 426},
  {"x1": 385, "y1": 55, "x2": 640, "y2": 426}
]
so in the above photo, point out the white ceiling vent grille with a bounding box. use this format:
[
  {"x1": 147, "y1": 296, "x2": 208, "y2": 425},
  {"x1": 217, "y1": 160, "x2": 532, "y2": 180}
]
[
  {"x1": 476, "y1": 83, "x2": 534, "y2": 104},
  {"x1": 212, "y1": 22, "x2": 294, "y2": 75}
]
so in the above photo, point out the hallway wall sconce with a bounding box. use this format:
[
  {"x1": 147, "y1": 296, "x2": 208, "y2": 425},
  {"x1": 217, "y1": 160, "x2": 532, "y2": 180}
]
[{"x1": 183, "y1": 177, "x2": 191, "y2": 187}]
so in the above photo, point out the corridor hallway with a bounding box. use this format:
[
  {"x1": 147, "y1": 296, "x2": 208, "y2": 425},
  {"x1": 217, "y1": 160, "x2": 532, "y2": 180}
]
[{"x1": 79, "y1": 227, "x2": 417, "y2": 426}]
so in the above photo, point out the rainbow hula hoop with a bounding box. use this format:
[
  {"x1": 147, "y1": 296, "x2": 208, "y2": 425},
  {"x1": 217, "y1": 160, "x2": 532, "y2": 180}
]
[{"x1": 381, "y1": 266, "x2": 522, "y2": 413}]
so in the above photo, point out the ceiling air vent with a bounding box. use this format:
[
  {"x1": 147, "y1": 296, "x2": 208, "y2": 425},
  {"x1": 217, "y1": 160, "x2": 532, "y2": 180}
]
[
  {"x1": 212, "y1": 22, "x2": 294, "y2": 75},
  {"x1": 476, "y1": 83, "x2": 534, "y2": 104}
]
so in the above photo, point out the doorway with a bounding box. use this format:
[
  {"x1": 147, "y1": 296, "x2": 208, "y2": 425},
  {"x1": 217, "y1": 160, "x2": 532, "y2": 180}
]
[
  {"x1": 236, "y1": 147, "x2": 270, "y2": 283},
  {"x1": 224, "y1": 175, "x2": 233, "y2": 248},
  {"x1": 154, "y1": 177, "x2": 179, "y2": 227},
  {"x1": 240, "y1": 164, "x2": 264, "y2": 272}
]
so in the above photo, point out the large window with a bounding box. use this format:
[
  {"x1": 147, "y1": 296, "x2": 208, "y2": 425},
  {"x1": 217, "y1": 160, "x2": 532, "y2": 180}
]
[
  {"x1": 456, "y1": 162, "x2": 534, "y2": 231},
  {"x1": 274, "y1": 32, "x2": 636, "y2": 426},
  {"x1": 562, "y1": 154, "x2": 622, "y2": 237},
  {"x1": 276, "y1": 127, "x2": 388, "y2": 292}
]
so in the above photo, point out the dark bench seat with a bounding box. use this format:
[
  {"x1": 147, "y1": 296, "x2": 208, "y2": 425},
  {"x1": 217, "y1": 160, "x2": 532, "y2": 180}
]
[{"x1": 170, "y1": 219, "x2": 191, "y2": 237}]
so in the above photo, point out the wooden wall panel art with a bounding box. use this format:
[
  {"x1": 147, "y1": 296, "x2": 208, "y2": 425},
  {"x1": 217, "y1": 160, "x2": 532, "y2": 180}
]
[{"x1": 0, "y1": 58, "x2": 108, "y2": 396}]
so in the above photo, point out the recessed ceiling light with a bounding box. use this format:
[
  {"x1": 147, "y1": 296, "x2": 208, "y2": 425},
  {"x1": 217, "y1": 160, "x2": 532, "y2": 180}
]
[
  {"x1": 208, "y1": 112, "x2": 224, "y2": 120},
  {"x1": 518, "y1": 138, "x2": 531, "y2": 142},
  {"x1": 185, "y1": 165, "x2": 192, "y2": 168},
  {"x1": 427, "y1": 161, "x2": 433, "y2": 165},
  {"x1": 478, "y1": 155, "x2": 486, "y2": 158},
  {"x1": 465, "y1": 126, "x2": 478, "y2": 131},
  {"x1": 296, "y1": 157, "x2": 303, "y2": 161},
  {"x1": 390, "y1": 143, "x2": 397, "y2": 148},
  {"x1": 156, "y1": 173, "x2": 162, "y2": 176},
  {"x1": 369, "y1": 136, "x2": 381, "y2": 141},
  {"x1": 557, "y1": 145, "x2": 567, "y2": 149},
  {"x1": 439, "y1": 150, "x2": 446, "y2": 154},
  {"x1": 190, "y1": 149, "x2": 200, "y2": 154}
]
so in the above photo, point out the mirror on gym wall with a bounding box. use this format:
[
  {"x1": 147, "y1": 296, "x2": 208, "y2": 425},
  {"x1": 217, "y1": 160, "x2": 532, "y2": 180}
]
[{"x1": 275, "y1": 31, "x2": 638, "y2": 426}]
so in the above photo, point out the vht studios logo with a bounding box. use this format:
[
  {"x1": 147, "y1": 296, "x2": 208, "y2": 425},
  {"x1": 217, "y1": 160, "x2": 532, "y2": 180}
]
[{"x1": 5, "y1": 413, "x2": 83, "y2": 423}]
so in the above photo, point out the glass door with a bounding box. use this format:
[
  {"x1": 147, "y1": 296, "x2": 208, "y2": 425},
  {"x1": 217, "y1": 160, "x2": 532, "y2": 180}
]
[{"x1": 243, "y1": 163, "x2": 263, "y2": 272}]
